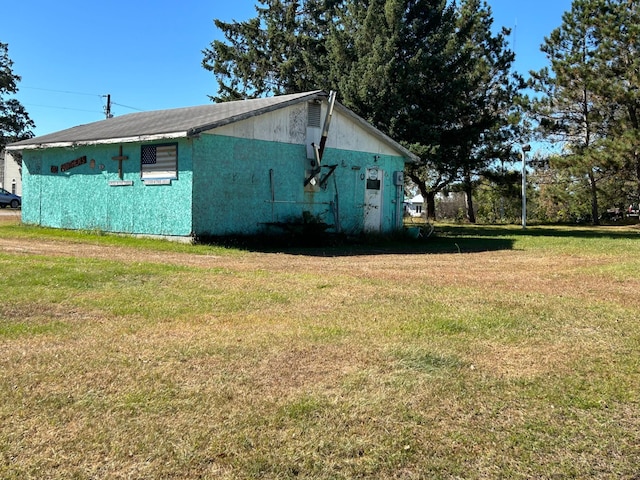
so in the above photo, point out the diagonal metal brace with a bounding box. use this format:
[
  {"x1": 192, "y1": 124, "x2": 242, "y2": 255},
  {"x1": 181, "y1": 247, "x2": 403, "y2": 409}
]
[{"x1": 319, "y1": 165, "x2": 338, "y2": 189}]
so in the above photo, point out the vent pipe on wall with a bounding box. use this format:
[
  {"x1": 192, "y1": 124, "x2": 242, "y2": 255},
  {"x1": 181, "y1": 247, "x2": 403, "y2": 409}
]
[
  {"x1": 304, "y1": 91, "x2": 337, "y2": 187},
  {"x1": 317, "y1": 90, "x2": 337, "y2": 163}
]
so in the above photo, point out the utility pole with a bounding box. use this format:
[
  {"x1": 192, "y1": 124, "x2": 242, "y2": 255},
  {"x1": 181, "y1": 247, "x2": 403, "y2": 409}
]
[
  {"x1": 521, "y1": 144, "x2": 531, "y2": 229},
  {"x1": 104, "y1": 94, "x2": 113, "y2": 119}
]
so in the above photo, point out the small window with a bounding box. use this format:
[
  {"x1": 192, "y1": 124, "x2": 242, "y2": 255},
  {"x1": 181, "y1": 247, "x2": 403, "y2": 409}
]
[{"x1": 141, "y1": 143, "x2": 177, "y2": 179}]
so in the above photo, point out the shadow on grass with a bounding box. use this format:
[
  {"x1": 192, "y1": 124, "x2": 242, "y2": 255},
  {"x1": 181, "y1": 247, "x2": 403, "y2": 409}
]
[
  {"x1": 196, "y1": 229, "x2": 516, "y2": 257},
  {"x1": 198, "y1": 223, "x2": 638, "y2": 257},
  {"x1": 437, "y1": 223, "x2": 640, "y2": 240}
]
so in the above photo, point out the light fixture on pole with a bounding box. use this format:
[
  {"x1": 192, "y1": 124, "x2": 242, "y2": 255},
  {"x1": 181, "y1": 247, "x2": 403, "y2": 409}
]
[{"x1": 521, "y1": 144, "x2": 532, "y2": 229}]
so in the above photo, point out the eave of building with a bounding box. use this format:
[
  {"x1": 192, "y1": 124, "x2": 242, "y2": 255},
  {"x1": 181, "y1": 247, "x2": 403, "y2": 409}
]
[{"x1": 5, "y1": 131, "x2": 188, "y2": 150}]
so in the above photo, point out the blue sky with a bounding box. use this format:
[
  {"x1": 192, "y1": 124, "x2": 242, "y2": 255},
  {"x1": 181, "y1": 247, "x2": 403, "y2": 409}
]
[{"x1": 4, "y1": 0, "x2": 572, "y2": 137}]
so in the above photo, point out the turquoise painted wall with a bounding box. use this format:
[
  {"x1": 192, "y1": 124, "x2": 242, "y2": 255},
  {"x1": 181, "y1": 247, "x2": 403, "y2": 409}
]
[
  {"x1": 192, "y1": 134, "x2": 405, "y2": 236},
  {"x1": 19, "y1": 133, "x2": 406, "y2": 238},
  {"x1": 21, "y1": 140, "x2": 193, "y2": 236}
]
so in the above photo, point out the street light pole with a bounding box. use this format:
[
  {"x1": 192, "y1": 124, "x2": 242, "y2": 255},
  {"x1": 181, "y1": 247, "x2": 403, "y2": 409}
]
[{"x1": 521, "y1": 144, "x2": 531, "y2": 229}]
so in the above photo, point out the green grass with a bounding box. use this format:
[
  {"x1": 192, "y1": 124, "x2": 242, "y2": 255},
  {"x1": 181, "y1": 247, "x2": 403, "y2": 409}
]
[
  {"x1": 0, "y1": 222, "x2": 236, "y2": 255},
  {"x1": 1, "y1": 223, "x2": 639, "y2": 478}
]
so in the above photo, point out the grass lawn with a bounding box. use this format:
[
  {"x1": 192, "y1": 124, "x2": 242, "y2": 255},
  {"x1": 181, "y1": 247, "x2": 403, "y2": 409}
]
[{"x1": 1, "y1": 222, "x2": 639, "y2": 478}]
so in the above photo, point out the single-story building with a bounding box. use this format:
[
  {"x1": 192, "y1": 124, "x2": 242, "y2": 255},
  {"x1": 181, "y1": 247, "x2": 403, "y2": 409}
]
[{"x1": 6, "y1": 90, "x2": 418, "y2": 240}]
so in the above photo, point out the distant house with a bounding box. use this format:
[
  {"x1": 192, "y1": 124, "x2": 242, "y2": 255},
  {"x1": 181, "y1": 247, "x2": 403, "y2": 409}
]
[
  {"x1": 1, "y1": 150, "x2": 22, "y2": 196},
  {"x1": 7, "y1": 91, "x2": 417, "y2": 239},
  {"x1": 404, "y1": 194, "x2": 424, "y2": 217}
]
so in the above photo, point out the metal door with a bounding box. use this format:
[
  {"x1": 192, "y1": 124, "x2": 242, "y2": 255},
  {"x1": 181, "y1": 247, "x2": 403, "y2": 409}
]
[{"x1": 364, "y1": 168, "x2": 383, "y2": 232}]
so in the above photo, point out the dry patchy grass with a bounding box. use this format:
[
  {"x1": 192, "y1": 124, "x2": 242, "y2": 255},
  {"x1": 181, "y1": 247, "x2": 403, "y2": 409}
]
[{"x1": 1, "y1": 224, "x2": 639, "y2": 478}]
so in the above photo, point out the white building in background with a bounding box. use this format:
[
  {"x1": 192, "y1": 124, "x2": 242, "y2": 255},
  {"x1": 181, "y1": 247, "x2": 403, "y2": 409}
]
[
  {"x1": 404, "y1": 194, "x2": 424, "y2": 217},
  {"x1": 1, "y1": 150, "x2": 22, "y2": 196}
]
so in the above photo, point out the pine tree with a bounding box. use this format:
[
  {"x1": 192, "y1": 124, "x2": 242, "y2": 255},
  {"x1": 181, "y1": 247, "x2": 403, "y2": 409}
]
[
  {"x1": 404, "y1": 0, "x2": 521, "y2": 221},
  {"x1": 203, "y1": 0, "x2": 522, "y2": 222},
  {"x1": 202, "y1": 0, "x2": 340, "y2": 101},
  {"x1": 529, "y1": 0, "x2": 620, "y2": 224},
  {"x1": 530, "y1": 0, "x2": 640, "y2": 222},
  {"x1": 594, "y1": 0, "x2": 640, "y2": 207}
]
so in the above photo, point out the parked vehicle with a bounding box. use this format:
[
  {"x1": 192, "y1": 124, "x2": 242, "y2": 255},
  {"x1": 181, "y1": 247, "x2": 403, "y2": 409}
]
[{"x1": 0, "y1": 188, "x2": 21, "y2": 208}]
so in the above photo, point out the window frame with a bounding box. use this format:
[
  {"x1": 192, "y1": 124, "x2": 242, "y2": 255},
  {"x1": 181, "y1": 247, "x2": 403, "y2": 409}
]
[{"x1": 140, "y1": 142, "x2": 178, "y2": 181}]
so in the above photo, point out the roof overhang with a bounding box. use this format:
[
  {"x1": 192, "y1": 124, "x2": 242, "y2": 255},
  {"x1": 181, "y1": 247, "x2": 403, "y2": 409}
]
[{"x1": 5, "y1": 131, "x2": 188, "y2": 151}]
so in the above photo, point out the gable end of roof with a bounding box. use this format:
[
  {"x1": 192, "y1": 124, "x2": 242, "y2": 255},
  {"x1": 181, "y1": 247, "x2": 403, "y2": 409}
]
[{"x1": 186, "y1": 90, "x2": 327, "y2": 136}]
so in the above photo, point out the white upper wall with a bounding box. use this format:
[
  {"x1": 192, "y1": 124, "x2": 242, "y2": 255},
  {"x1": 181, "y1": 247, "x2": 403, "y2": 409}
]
[{"x1": 207, "y1": 101, "x2": 401, "y2": 157}]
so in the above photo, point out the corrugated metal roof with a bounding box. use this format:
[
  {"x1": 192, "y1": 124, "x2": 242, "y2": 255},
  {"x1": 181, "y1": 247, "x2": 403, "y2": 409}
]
[{"x1": 8, "y1": 91, "x2": 326, "y2": 149}]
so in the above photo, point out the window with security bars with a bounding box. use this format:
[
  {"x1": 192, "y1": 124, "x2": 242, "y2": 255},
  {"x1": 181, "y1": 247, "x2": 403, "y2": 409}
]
[{"x1": 140, "y1": 143, "x2": 178, "y2": 179}]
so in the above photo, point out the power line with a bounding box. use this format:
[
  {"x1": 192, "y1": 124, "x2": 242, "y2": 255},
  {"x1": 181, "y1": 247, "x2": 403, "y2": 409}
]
[
  {"x1": 112, "y1": 102, "x2": 144, "y2": 112},
  {"x1": 22, "y1": 86, "x2": 146, "y2": 116},
  {"x1": 21, "y1": 86, "x2": 102, "y2": 98},
  {"x1": 23, "y1": 103, "x2": 103, "y2": 114},
  {"x1": 102, "y1": 96, "x2": 145, "y2": 118}
]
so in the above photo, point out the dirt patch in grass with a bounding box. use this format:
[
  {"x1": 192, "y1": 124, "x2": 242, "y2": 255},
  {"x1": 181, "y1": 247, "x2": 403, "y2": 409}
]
[
  {"x1": 0, "y1": 236, "x2": 224, "y2": 267},
  {"x1": 1, "y1": 236, "x2": 636, "y2": 306},
  {"x1": 253, "y1": 343, "x2": 385, "y2": 396},
  {"x1": 469, "y1": 341, "x2": 576, "y2": 379}
]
